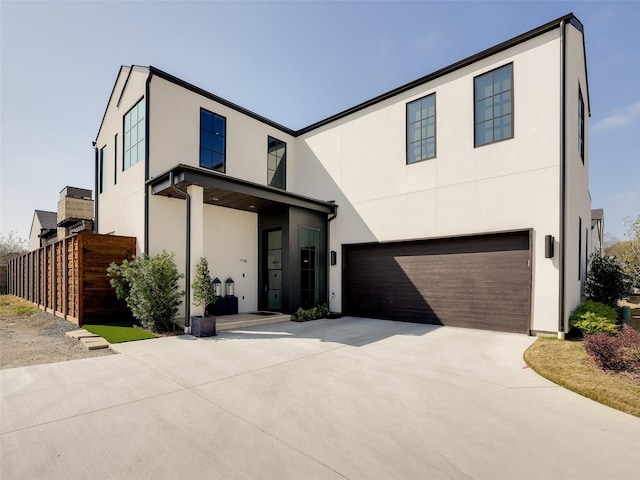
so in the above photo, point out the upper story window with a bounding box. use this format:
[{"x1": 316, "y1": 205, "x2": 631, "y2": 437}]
[
  {"x1": 474, "y1": 64, "x2": 513, "y2": 147},
  {"x1": 123, "y1": 97, "x2": 145, "y2": 170},
  {"x1": 99, "y1": 146, "x2": 107, "y2": 194},
  {"x1": 267, "y1": 136, "x2": 286, "y2": 189},
  {"x1": 407, "y1": 94, "x2": 436, "y2": 164},
  {"x1": 200, "y1": 109, "x2": 226, "y2": 172},
  {"x1": 578, "y1": 86, "x2": 585, "y2": 163}
]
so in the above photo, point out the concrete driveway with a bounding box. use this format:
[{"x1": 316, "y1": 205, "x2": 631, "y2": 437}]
[{"x1": 2, "y1": 317, "x2": 639, "y2": 479}]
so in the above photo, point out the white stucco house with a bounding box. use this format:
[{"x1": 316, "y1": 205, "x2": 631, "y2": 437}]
[{"x1": 94, "y1": 13, "x2": 591, "y2": 336}]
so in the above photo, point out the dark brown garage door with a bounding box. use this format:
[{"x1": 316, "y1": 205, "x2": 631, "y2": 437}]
[{"x1": 343, "y1": 231, "x2": 531, "y2": 334}]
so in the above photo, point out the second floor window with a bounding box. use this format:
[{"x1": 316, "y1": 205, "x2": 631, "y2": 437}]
[
  {"x1": 267, "y1": 136, "x2": 286, "y2": 189},
  {"x1": 123, "y1": 97, "x2": 145, "y2": 170},
  {"x1": 200, "y1": 109, "x2": 226, "y2": 172},
  {"x1": 578, "y1": 87, "x2": 585, "y2": 162},
  {"x1": 475, "y1": 63, "x2": 513, "y2": 147},
  {"x1": 99, "y1": 146, "x2": 107, "y2": 193},
  {"x1": 407, "y1": 94, "x2": 436, "y2": 164}
]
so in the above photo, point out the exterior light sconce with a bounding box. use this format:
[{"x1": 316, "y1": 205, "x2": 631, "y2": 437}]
[
  {"x1": 545, "y1": 235, "x2": 555, "y2": 258},
  {"x1": 212, "y1": 277, "x2": 222, "y2": 297},
  {"x1": 225, "y1": 277, "x2": 235, "y2": 296},
  {"x1": 330, "y1": 250, "x2": 337, "y2": 266}
]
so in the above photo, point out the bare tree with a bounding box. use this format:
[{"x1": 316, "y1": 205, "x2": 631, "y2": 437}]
[{"x1": 0, "y1": 231, "x2": 28, "y2": 264}]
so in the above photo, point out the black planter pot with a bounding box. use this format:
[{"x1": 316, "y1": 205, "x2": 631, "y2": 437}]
[{"x1": 190, "y1": 315, "x2": 217, "y2": 337}]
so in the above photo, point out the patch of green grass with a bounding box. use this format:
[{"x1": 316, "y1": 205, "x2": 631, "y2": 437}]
[
  {"x1": 524, "y1": 337, "x2": 640, "y2": 417},
  {"x1": 0, "y1": 295, "x2": 39, "y2": 316},
  {"x1": 82, "y1": 324, "x2": 156, "y2": 344}
]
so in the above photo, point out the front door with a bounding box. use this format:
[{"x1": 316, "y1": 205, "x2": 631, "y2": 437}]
[{"x1": 263, "y1": 229, "x2": 282, "y2": 311}]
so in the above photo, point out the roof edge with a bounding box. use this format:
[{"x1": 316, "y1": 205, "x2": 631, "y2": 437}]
[
  {"x1": 148, "y1": 67, "x2": 297, "y2": 137},
  {"x1": 296, "y1": 13, "x2": 578, "y2": 135}
]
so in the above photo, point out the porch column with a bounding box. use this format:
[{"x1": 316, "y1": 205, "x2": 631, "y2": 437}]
[{"x1": 188, "y1": 184, "x2": 204, "y2": 315}]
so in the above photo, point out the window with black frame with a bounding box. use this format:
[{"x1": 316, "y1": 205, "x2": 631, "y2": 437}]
[
  {"x1": 474, "y1": 64, "x2": 513, "y2": 147},
  {"x1": 200, "y1": 109, "x2": 226, "y2": 172}
]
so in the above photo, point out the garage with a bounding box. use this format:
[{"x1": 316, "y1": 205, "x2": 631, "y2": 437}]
[{"x1": 342, "y1": 231, "x2": 532, "y2": 334}]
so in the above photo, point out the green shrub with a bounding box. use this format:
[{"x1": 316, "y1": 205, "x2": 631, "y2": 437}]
[
  {"x1": 569, "y1": 300, "x2": 618, "y2": 324},
  {"x1": 292, "y1": 303, "x2": 329, "y2": 322},
  {"x1": 571, "y1": 312, "x2": 619, "y2": 336},
  {"x1": 108, "y1": 251, "x2": 184, "y2": 332},
  {"x1": 570, "y1": 300, "x2": 619, "y2": 336},
  {"x1": 585, "y1": 253, "x2": 633, "y2": 308}
]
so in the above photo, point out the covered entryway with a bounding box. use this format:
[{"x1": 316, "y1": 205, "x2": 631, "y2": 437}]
[
  {"x1": 149, "y1": 164, "x2": 336, "y2": 317},
  {"x1": 343, "y1": 231, "x2": 532, "y2": 334}
]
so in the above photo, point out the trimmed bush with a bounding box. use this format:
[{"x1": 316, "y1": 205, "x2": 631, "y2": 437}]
[
  {"x1": 569, "y1": 301, "x2": 619, "y2": 336},
  {"x1": 108, "y1": 251, "x2": 184, "y2": 332},
  {"x1": 584, "y1": 326, "x2": 640, "y2": 372},
  {"x1": 292, "y1": 303, "x2": 330, "y2": 322},
  {"x1": 571, "y1": 312, "x2": 619, "y2": 336},
  {"x1": 570, "y1": 300, "x2": 618, "y2": 323}
]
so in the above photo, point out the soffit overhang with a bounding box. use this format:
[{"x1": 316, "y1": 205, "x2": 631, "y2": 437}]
[{"x1": 148, "y1": 164, "x2": 337, "y2": 215}]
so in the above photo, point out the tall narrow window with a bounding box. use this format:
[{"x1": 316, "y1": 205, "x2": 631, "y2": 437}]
[
  {"x1": 300, "y1": 227, "x2": 319, "y2": 309},
  {"x1": 114, "y1": 134, "x2": 118, "y2": 184},
  {"x1": 407, "y1": 94, "x2": 436, "y2": 163},
  {"x1": 99, "y1": 146, "x2": 107, "y2": 194},
  {"x1": 578, "y1": 87, "x2": 585, "y2": 162},
  {"x1": 475, "y1": 63, "x2": 513, "y2": 147},
  {"x1": 123, "y1": 97, "x2": 145, "y2": 170},
  {"x1": 267, "y1": 136, "x2": 286, "y2": 189},
  {"x1": 200, "y1": 109, "x2": 226, "y2": 172},
  {"x1": 578, "y1": 217, "x2": 582, "y2": 280}
]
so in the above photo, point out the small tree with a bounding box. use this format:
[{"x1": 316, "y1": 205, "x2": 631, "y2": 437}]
[
  {"x1": 585, "y1": 253, "x2": 633, "y2": 308},
  {"x1": 108, "y1": 251, "x2": 184, "y2": 332},
  {"x1": 191, "y1": 257, "x2": 216, "y2": 315}
]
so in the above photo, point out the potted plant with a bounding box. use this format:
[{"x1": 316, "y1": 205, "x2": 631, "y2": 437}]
[{"x1": 190, "y1": 257, "x2": 217, "y2": 337}]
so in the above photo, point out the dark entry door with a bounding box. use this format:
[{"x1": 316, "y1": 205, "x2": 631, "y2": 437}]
[{"x1": 264, "y1": 229, "x2": 283, "y2": 311}]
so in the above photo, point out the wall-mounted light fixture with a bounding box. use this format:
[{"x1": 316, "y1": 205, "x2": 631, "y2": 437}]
[
  {"x1": 545, "y1": 235, "x2": 555, "y2": 258},
  {"x1": 330, "y1": 250, "x2": 337, "y2": 266}
]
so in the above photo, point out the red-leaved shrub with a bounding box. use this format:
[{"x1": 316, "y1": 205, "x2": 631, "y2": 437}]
[{"x1": 583, "y1": 326, "x2": 640, "y2": 372}]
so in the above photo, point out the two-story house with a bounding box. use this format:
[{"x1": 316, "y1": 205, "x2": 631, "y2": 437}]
[{"x1": 94, "y1": 13, "x2": 590, "y2": 336}]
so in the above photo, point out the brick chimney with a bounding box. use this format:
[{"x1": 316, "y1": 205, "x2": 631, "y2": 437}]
[{"x1": 57, "y1": 187, "x2": 94, "y2": 239}]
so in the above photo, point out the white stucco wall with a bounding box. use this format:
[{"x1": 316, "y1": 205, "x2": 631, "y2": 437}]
[
  {"x1": 297, "y1": 30, "x2": 566, "y2": 333},
  {"x1": 95, "y1": 66, "x2": 148, "y2": 252},
  {"x1": 148, "y1": 76, "x2": 297, "y2": 186},
  {"x1": 562, "y1": 23, "x2": 592, "y2": 329},
  {"x1": 28, "y1": 214, "x2": 43, "y2": 251},
  {"x1": 147, "y1": 194, "x2": 258, "y2": 318}
]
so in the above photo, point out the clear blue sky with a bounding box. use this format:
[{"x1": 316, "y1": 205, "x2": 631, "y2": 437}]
[{"x1": 1, "y1": 1, "x2": 638, "y2": 243}]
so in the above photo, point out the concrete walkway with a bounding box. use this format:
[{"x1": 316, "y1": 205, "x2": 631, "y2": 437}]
[{"x1": 2, "y1": 317, "x2": 639, "y2": 479}]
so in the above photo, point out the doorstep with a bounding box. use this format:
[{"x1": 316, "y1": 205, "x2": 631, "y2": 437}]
[{"x1": 65, "y1": 329, "x2": 110, "y2": 350}]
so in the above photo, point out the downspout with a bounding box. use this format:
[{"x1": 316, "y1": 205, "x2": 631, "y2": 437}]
[
  {"x1": 168, "y1": 171, "x2": 191, "y2": 332},
  {"x1": 558, "y1": 19, "x2": 567, "y2": 339},
  {"x1": 93, "y1": 142, "x2": 99, "y2": 232},
  {"x1": 144, "y1": 72, "x2": 152, "y2": 253},
  {"x1": 327, "y1": 206, "x2": 338, "y2": 311}
]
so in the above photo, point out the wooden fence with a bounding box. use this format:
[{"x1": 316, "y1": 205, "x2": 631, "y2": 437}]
[{"x1": 7, "y1": 232, "x2": 136, "y2": 326}]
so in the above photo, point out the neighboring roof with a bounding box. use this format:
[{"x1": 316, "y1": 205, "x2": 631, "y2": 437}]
[
  {"x1": 34, "y1": 210, "x2": 57, "y2": 230},
  {"x1": 591, "y1": 208, "x2": 604, "y2": 220}
]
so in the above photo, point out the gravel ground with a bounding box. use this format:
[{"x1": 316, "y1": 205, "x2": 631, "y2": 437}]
[{"x1": 0, "y1": 310, "x2": 114, "y2": 369}]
